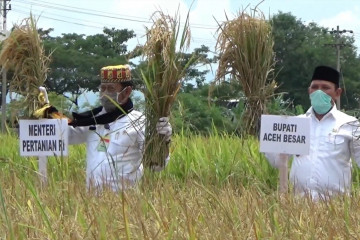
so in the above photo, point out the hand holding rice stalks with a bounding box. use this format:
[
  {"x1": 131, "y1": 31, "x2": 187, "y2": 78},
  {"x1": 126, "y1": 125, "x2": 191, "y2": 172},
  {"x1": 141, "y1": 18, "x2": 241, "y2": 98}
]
[
  {"x1": 141, "y1": 10, "x2": 196, "y2": 168},
  {"x1": 33, "y1": 87, "x2": 69, "y2": 120}
]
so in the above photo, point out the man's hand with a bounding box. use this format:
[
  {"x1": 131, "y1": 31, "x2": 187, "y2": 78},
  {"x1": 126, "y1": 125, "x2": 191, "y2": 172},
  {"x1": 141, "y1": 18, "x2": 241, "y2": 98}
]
[
  {"x1": 33, "y1": 86, "x2": 70, "y2": 121},
  {"x1": 38, "y1": 86, "x2": 49, "y2": 104},
  {"x1": 156, "y1": 117, "x2": 172, "y2": 142}
]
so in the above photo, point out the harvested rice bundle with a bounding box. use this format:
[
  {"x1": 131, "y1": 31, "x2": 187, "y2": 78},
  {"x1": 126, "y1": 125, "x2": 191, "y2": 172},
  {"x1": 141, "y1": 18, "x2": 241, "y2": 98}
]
[
  {"x1": 0, "y1": 15, "x2": 51, "y2": 119},
  {"x1": 215, "y1": 8, "x2": 277, "y2": 136},
  {"x1": 141, "y1": 10, "x2": 195, "y2": 168}
]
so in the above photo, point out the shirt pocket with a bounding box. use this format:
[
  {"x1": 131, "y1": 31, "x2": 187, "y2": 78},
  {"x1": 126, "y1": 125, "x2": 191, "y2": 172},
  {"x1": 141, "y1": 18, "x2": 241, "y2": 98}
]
[
  {"x1": 319, "y1": 134, "x2": 345, "y2": 151},
  {"x1": 107, "y1": 129, "x2": 137, "y2": 156}
]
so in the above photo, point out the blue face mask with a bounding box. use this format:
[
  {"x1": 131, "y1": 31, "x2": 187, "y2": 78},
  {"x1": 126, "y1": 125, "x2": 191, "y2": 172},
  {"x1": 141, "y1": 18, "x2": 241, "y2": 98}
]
[{"x1": 310, "y1": 90, "x2": 333, "y2": 114}]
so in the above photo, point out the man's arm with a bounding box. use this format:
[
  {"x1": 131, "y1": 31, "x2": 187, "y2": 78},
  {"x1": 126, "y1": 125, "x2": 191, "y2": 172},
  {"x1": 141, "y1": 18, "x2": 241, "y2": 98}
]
[
  {"x1": 68, "y1": 125, "x2": 89, "y2": 145},
  {"x1": 350, "y1": 121, "x2": 360, "y2": 166}
]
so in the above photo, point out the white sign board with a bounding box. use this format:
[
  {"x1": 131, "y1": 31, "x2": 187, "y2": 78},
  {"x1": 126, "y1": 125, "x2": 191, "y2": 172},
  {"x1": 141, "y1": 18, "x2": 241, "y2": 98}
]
[
  {"x1": 19, "y1": 119, "x2": 68, "y2": 156},
  {"x1": 259, "y1": 115, "x2": 310, "y2": 155}
]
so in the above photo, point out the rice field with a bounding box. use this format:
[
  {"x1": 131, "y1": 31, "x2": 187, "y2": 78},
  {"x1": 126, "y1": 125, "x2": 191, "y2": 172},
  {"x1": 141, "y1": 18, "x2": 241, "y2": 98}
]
[{"x1": 1, "y1": 132, "x2": 360, "y2": 239}]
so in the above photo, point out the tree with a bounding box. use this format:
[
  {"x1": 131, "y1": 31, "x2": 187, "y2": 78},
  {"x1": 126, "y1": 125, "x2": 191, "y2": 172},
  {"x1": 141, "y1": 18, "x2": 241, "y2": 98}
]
[
  {"x1": 42, "y1": 27, "x2": 135, "y2": 106},
  {"x1": 271, "y1": 12, "x2": 360, "y2": 110},
  {"x1": 171, "y1": 88, "x2": 236, "y2": 135},
  {"x1": 181, "y1": 45, "x2": 217, "y2": 88},
  {"x1": 335, "y1": 41, "x2": 360, "y2": 110}
]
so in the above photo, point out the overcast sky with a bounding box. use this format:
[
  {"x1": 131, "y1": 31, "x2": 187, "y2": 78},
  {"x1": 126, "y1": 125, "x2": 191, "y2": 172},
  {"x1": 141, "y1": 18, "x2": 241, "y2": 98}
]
[
  {"x1": 3, "y1": 0, "x2": 360, "y2": 106},
  {"x1": 5, "y1": 0, "x2": 360, "y2": 51}
]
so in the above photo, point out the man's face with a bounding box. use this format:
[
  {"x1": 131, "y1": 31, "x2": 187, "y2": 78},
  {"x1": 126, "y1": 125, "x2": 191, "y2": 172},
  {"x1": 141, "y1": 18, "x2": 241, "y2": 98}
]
[
  {"x1": 99, "y1": 82, "x2": 130, "y2": 112},
  {"x1": 100, "y1": 83, "x2": 122, "y2": 96},
  {"x1": 308, "y1": 80, "x2": 342, "y2": 102}
]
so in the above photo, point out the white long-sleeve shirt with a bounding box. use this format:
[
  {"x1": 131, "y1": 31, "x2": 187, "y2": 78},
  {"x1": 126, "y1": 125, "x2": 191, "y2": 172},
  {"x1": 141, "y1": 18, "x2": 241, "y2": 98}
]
[
  {"x1": 266, "y1": 106, "x2": 360, "y2": 198},
  {"x1": 68, "y1": 109, "x2": 162, "y2": 191}
]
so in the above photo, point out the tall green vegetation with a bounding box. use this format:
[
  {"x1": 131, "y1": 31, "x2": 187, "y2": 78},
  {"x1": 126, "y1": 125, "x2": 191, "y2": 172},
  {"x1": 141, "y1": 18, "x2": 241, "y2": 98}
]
[
  {"x1": 2, "y1": 132, "x2": 360, "y2": 238},
  {"x1": 2, "y1": 10, "x2": 360, "y2": 238}
]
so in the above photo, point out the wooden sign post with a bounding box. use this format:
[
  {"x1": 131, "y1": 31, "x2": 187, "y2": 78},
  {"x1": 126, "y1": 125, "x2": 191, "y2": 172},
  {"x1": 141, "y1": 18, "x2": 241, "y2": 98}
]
[
  {"x1": 38, "y1": 156, "x2": 48, "y2": 185},
  {"x1": 259, "y1": 115, "x2": 311, "y2": 193}
]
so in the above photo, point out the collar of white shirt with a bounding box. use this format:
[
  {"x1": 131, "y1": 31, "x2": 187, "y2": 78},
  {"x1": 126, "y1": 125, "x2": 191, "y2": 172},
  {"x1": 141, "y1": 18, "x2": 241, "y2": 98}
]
[{"x1": 305, "y1": 105, "x2": 357, "y2": 129}]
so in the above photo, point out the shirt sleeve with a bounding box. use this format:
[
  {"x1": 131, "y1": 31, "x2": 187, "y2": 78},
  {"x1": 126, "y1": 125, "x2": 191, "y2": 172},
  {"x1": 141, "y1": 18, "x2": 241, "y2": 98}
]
[
  {"x1": 350, "y1": 121, "x2": 360, "y2": 167},
  {"x1": 68, "y1": 125, "x2": 89, "y2": 145}
]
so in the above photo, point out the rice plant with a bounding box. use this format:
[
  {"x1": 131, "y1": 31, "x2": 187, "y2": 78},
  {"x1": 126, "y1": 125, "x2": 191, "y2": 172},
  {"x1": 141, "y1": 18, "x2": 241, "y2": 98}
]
[
  {"x1": 141, "y1": 10, "x2": 198, "y2": 168},
  {"x1": 0, "y1": 14, "x2": 51, "y2": 119},
  {"x1": 2, "y1": 132, "x2": 360, "y2": 238},
  {"x1": 215, "y1": 7, "x2": 277, "y2": 136}
]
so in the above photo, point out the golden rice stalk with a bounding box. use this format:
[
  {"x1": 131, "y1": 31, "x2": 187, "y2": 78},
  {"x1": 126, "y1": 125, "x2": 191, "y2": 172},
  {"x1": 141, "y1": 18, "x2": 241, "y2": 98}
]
[
  {"x1": 215, "y1": 8, "x2": 277, "y2": 136},
  {"x1": 0, "y1": 15, "x2": 51, "y2": 119},
  {"x1": 141, "y1": 10, "x2": 195, "y2": 168}
]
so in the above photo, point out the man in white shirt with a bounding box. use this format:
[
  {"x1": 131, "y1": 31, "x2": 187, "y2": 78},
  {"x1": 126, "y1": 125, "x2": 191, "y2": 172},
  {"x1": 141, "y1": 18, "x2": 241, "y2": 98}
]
[
  {"x1": 266, "y1": 65, "x2": 360, "y2": 199},
  {"x1": 68, "y1": 65, "x2": 172, "y2": 192}
]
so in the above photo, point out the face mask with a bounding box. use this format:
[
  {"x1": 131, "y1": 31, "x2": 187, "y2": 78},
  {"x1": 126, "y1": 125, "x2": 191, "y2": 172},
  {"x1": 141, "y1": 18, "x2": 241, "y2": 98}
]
[
  {"x1": 100, "y1": 87, "x2": 128, "y2": 112},
  {"x1": 310, "y1": 90, "x2": 332, "y2": 114}
]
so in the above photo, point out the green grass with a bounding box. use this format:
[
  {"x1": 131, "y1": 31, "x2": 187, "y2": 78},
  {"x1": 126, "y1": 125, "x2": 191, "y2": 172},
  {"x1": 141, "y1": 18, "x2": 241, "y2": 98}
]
[{"x1": 1, "y1": 132, "x2": 360, "y2": 239}]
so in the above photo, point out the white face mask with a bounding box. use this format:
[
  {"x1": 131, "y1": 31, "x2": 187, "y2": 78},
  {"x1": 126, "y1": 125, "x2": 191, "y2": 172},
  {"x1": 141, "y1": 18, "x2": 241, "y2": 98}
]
[{"x1": 100, "y1": 87, "x2": 128, "y2": 112}]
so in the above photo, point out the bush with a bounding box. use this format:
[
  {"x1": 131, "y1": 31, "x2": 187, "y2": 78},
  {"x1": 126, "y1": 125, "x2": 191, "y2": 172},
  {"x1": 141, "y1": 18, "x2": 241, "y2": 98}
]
[{"x1": 171, "y1": 92, "x2": 236, "y2": 135}]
